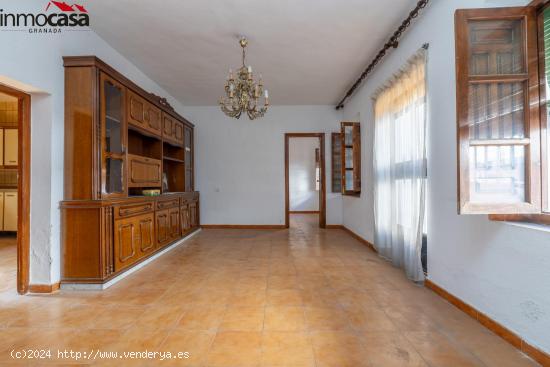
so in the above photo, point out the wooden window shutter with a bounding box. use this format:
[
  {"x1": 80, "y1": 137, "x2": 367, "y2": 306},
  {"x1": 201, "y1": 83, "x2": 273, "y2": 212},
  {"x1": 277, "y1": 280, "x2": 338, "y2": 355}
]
[{"x1": 455, "y1": 6, "x2": 541, "y2": 214}]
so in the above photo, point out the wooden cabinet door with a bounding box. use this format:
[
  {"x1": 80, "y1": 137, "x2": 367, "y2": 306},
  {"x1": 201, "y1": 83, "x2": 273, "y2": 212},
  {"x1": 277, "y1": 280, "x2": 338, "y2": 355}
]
[
  {"x1": 101, "y1": 73, "x2": 127, "y2": 199},
  {"x1": 0, "y1": 129, "x2": 4, "y2": 166},
  {"x1": 128, "y1": 154, "x2": 162, "y2": 187},
  {"x1": 127, "y1": 90, "x2": 146, "y2": 129},
  {"x1": 128, "y1": 90, "x2": 162, "y2": 137},
  {"x1": 156, "y1": 209, "x2": 170, "y2": 247},
  {"x1": 4, "y1": 129, "x2": 18, "y2": 166},
  {"x1": 145, "y1": 105, "x2": 162, "y2": 136},
  {"x1": 138, "y1": 213, "x2": 155, "y2": 255},
  {"x1": 3, "y1": 191, "x2": 17, "y2": 231},
  {"x1": 0, "y1": 192, "x2": 4, "y2": 231},
  {"x1": 163, "y1": 114, "x2": 174, "y2": 140},
  {"x1": 184, "y1": 126, "x2": 193, "y2": 191},
  {"x1": 174, "y1": 121, "x2": 184, "y2": 146},
  {"x1": 114, "y1": 216, "x2": 140, "y2": 271},
  {"x1": 168, "y1": 207, "x2": 180, "y2": 240},
  {"x1": 181, "y1": 203, "x2": 190, "y2": 234},
  {"x1": 189, "y1": 201, "x2": 198, "y2": 228}
]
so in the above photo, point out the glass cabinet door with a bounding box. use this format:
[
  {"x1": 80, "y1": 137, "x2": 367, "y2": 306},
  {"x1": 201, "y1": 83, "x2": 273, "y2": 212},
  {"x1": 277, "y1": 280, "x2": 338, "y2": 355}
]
[
  {"x1": 184, "y1": 126, "x2": 193, "y2": 191},
  {"x1": 100, "y1": 72, "x2": 127, "y2": 198}
]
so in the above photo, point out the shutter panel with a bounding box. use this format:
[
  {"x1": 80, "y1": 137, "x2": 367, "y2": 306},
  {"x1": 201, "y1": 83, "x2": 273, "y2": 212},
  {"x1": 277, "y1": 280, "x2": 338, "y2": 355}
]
[{"x1": 455, "y1": 7, "x2": 541, "y2": 214}]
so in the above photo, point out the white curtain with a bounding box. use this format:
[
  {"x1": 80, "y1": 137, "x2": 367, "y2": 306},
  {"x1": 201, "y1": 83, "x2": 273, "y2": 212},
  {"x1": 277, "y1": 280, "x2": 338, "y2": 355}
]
[{"x1": 373, "y1": 49, "x2": 427, "y2": 282}]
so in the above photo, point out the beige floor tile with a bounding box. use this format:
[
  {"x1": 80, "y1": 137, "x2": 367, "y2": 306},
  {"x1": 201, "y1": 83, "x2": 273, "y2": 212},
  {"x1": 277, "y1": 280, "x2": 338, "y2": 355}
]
[
  {"x1": 264, "y1": 306, "x2": 307, "y2": 331},
  {"x1": 207, "y1": 331, "x2": 262, "y2": 367},
  {"x1": 219, "y1": 306, "x2": 265, "y2": 331},
  {"x1": 266, "y1": 289, "x2": 303, "y2": 306},
  {"x1": 345, "y1": 306, "x2": 397, "y2": 331},
  {"x1": 177, "y1": 306, "x2": 226, "y2": 331},
  {"x1": 304, "y1": 307, "x2": 352, "y2": 331},
  {"x1": 262, "y1": 331, "x2": 315, "y2": 367}
]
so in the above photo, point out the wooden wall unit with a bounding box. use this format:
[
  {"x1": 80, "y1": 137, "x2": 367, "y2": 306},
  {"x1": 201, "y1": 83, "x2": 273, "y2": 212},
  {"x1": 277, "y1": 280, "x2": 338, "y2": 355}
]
[{"x1": 61, "y1": 56, "x2": 199, "y2": 286}]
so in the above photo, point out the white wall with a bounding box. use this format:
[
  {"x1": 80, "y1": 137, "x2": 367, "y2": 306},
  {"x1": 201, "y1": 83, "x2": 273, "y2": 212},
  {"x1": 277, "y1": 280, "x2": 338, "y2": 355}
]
[
  {"x1": 0, "y1": 0, "x2": 187, "y2": 285},
  {"x1": 184, "y1": 106, "x2": 342, "y2": 225},
  {"x1": 342, "y1": 0, "x2": 550, "y2": 354},
  {"x1": 289, "y1": 137, "x2": 319, "y2": 212}
]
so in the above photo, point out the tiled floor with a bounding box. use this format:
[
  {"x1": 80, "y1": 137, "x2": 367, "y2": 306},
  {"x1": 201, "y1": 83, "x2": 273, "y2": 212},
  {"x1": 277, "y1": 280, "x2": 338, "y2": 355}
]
[
  {"x1": 0, "y1": 215, "x2": 540, "y2": 366},
  {"x1": 0, "y1": 233, "x2": 16, "y2": 294}
]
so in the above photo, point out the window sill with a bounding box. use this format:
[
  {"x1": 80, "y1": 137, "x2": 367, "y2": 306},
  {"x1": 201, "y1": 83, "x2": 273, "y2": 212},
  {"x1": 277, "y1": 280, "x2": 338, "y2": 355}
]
[
  {"x1": 500, "y1": 221, "x2": 550, "y2": 233},
  {"x1": 489, "y1": 214, "x2": 550, "y2": 232}
]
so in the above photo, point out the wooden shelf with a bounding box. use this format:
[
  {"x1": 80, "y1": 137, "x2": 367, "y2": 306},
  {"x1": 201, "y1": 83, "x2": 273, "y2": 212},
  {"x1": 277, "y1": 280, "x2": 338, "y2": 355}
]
[
  {"x1": 163, "y1": 156, "x2": 184, "y2": 163},
  {"x1": 128, "y1": 124, "x2": 162, "y2": 141}
]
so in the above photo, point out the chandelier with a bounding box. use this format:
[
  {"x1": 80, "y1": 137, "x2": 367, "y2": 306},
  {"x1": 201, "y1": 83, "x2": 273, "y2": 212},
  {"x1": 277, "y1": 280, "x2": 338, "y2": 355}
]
[{"x1": 219, "y1": 37, "x2": 269, "y2": 120}]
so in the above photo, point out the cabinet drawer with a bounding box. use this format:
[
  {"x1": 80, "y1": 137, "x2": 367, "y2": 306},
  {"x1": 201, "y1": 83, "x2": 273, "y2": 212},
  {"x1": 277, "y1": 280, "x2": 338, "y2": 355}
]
[
  {"x1": 115, "y1": 201, "x2": 154, "y2": 219},
  {"x1": 128, "y1": 154, "x2": 162, "y2": 188},
  {"x1": 156, "y1": 197, "x2": 179, "y2": 210}
]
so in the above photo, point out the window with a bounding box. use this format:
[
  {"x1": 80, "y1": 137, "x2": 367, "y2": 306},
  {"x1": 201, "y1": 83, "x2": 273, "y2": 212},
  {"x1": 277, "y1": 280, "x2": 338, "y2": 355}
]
[{"x1": 455, "y1": 5, "x2": 546, "y2": 217}]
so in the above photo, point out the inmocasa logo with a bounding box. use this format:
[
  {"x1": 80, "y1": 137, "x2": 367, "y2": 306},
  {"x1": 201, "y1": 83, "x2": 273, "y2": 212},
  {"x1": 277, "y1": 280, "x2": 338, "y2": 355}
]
[{"x1": 0, "y1": 1, "x2": 90, "y2": 34}]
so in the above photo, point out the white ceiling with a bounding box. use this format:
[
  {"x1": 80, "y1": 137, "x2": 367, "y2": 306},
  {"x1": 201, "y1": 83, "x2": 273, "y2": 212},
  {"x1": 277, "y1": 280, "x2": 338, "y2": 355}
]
[{"x1": 84, "y1": 0, "x2": 413, "y2": 106}]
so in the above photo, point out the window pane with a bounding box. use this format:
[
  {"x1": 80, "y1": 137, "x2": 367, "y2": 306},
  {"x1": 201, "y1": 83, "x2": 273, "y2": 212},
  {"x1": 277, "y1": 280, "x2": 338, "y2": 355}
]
[
  {"x1": 106, "y1": 158, "x2": 124, "y2": 193},
  {"x1": 104, "y1": 81, "x2": 123, "y2": 154},
  {"x1": 469, "y1": 145, "x2": 525, "y2": 203},
  {"x1": 468, "y1": 19, "x2": 525, "y2": 75},
  {"x1": 345, "y1": 170, "x2": 354, "y2": 191},
  {"x1": 345, "y1": 147, "x2": 354, "y2": 168},
  {"x1": 543, "y1": 6, "x2": 550, "y2": 211},
  {"x1": 344, "y1": 126, "x2": 353, "y2": 145},
  {"x1": 468, "y1": 82, "x2": 525, "y2": 139}
]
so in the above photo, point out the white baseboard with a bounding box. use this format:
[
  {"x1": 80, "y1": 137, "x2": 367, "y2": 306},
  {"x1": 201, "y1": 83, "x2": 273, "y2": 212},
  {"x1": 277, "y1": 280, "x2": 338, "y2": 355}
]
[{"x1": 61, "y1": 229, "x2": 201, "y2": 291}]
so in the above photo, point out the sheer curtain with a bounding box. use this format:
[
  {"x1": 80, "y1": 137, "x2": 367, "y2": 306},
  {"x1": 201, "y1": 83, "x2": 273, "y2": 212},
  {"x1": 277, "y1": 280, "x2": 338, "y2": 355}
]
[{"x1": 373, "y1": 49, "x2": 427, "y2": 282}]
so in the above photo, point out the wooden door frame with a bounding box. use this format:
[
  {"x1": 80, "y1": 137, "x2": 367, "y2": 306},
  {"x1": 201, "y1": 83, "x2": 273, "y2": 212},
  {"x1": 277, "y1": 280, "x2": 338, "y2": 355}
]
[
  {"x1": 285, "y1": 133, "x2": 326, "y2": 228},
  {"x1": 0, "y1": 84, "x2": 31, "y2": 294}
]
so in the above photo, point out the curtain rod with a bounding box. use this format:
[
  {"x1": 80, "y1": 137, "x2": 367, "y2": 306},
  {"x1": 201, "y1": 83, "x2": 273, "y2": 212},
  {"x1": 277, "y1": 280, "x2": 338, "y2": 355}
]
[{"x1": 335, "y1": 0, "x2": 431, "y2": 110}]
